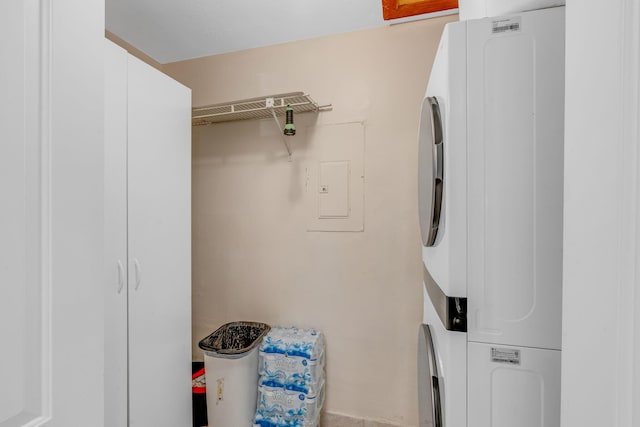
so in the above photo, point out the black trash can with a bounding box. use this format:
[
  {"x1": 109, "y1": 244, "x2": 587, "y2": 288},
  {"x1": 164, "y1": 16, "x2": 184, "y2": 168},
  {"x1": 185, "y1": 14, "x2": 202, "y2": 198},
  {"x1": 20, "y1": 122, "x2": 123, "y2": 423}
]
[{"x1": 192, "y1": 361, "x2": 208, "y2": 427}]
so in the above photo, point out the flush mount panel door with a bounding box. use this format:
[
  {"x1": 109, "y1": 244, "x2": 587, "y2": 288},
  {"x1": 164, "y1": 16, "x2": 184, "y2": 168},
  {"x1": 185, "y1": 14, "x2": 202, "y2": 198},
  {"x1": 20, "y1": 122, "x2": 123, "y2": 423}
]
[
  {"x1": 305, "y1": 122, "x2": 365, "y2": 232},
  {"x1": 466, "y1": 7, "x2": 565, "y2": 350}
]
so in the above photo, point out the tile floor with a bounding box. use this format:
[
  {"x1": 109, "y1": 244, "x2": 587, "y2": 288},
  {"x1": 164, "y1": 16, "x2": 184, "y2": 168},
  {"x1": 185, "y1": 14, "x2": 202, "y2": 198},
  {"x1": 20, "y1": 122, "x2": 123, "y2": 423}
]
[
  {"x1": 320, "y1": 412, "x2": 403, "y2": 427},
  {"x1": 200, "y1": 412, "x2": 404, "y2": 427}
]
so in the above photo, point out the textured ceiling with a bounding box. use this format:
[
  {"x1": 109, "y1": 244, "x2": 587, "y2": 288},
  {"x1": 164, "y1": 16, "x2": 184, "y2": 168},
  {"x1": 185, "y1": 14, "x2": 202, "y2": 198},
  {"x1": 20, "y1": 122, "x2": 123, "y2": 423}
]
[{"x1": 105, "y1": 0, "x2": 456, "y2": 64}]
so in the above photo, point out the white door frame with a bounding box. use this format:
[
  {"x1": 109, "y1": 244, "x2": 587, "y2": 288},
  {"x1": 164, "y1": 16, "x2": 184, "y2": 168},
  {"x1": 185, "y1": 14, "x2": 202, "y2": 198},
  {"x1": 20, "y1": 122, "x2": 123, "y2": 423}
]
[
  {"x1": 563, "y1": 1, "x2": 640, "y2": 426},
  {"x1": 0, "y1": 0, "x2": 105, "y2": 425},
  {"x1": 617, "y1": 1, "x2": 640, "y2": 423}
]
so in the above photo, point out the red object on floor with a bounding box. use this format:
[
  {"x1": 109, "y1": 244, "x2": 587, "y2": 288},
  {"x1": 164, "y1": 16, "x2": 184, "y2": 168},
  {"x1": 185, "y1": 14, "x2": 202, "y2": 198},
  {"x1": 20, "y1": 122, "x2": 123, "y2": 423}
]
[{"x1": 192, "y1": 367, "x2": 206, "y2": 394}]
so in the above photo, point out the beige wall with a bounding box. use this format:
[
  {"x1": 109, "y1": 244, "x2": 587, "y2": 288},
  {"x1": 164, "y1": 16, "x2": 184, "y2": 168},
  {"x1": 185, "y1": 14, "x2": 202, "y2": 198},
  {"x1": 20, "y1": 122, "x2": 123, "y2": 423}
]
[{"x1": 164, "y1": 15, "x2": 455, "y2": 426}]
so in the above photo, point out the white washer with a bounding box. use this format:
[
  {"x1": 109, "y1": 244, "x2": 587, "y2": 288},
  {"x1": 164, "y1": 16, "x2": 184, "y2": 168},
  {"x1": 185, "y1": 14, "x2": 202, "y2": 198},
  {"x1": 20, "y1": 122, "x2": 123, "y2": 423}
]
[
  {"x1": 419, "y1": 7, "x2": 565, "y2": 427},
  {"x1": 418, "y1": 18, "x2": 468, "y2": 427}
]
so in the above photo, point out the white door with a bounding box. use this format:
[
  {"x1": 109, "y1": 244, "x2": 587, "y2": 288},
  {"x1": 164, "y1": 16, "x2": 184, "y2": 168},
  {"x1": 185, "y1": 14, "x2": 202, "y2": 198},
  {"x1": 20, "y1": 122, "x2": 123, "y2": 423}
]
[
  {"x1": 127, "y1": 56, "x2": 192, "y2": 427},
  {"x1": 104, "y1": 41, "x2": 129, "y2": 427},
  {"x1": 0, "y1": 0, "x2": 105, "y2": 426}
]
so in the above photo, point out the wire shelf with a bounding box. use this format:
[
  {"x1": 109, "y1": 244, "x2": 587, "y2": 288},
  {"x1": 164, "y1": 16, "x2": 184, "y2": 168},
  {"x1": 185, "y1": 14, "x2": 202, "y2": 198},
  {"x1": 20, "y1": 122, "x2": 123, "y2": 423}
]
[{"x1": 192, "y1": 92, "x2": 320, "y2": 126}]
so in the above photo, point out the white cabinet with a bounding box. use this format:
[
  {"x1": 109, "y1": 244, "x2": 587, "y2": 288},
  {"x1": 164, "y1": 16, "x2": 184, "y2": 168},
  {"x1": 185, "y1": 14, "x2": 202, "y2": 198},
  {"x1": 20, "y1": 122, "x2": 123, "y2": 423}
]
[
  {"x1": 105, "y1": 40, "x2": 192, "y2": 427},
  {"x1": 421, "y1": 7, "x2": 565, "y2": 427},
  {"x1": 105, "y1": 40, "x2": 129, "y2": 427}
]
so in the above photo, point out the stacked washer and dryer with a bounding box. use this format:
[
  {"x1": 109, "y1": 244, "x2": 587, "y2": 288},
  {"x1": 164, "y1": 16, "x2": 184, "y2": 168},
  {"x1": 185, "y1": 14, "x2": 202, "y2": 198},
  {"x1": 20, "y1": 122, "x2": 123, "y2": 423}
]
[{"x1": 418, "y1": 4, "x2": 565, "y2": 427}]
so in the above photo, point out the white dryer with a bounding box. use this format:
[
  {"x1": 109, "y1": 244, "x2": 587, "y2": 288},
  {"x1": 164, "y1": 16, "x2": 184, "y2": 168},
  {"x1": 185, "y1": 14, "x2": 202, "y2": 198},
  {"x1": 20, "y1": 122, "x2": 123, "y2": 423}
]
[{"x1": 418, "y1": 7, "x2": 564, "y2": 427}]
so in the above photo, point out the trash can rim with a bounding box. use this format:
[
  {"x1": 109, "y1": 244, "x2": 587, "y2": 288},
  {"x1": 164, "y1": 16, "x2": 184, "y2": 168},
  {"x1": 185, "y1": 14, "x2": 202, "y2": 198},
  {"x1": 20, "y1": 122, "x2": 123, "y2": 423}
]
[{"x1": 198, "y1": 321, "x2": 271, "y2": 356}]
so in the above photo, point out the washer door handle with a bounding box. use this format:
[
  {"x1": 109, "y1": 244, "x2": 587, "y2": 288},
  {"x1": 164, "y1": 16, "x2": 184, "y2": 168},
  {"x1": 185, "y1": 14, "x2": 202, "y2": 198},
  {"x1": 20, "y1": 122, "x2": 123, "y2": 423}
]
[
  {"x1": 418, "y1": 96, "x2": 444, "y2": 247},
  {"x1": 418, "y1": 324, "x2": 443, "y2": 427}
]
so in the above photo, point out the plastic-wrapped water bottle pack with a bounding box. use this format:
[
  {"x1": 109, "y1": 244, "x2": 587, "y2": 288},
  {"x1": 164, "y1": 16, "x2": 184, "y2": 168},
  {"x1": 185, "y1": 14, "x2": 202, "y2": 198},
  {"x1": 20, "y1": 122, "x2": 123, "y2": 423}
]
[{"x1": 254, "y1": 327, "x2": 325, "y2": 427}]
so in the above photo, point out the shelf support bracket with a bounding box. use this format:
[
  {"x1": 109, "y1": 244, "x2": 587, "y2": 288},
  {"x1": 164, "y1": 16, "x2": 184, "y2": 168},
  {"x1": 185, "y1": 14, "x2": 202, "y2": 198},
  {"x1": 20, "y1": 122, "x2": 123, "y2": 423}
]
[{"x1": 267, "y1": 98, "x2": 293, "y2": 161}]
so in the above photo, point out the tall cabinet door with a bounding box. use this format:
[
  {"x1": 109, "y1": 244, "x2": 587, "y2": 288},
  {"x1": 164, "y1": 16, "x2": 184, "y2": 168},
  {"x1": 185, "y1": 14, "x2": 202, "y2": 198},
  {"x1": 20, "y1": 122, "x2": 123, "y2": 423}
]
[
  {"x1": 127, "y1": 56, "x2": 192, "y2": 427},
  {"x1": 104, "y1": 40, "x2": 129, "y2": 427}
]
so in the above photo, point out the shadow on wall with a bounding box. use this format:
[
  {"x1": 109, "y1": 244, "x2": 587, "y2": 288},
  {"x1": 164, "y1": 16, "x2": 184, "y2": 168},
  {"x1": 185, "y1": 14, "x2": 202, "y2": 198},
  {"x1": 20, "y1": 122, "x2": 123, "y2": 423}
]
[
  {"x1": 193, "y1": 111, "x2": 320, "y2": 204},
  {"x1": 193, "y1": 111, "x2": 319, "y2": 162}
]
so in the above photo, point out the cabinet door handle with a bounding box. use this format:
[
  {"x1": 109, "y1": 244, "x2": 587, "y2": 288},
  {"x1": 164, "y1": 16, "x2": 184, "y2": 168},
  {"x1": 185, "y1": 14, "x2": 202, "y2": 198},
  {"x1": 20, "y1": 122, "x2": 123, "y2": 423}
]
[
  {"x1": 133, "y1": 259, "x2": 142, "y2": 291},
  {"x1": 116, "y1": 260, "x2": 125, "y2": 294}
]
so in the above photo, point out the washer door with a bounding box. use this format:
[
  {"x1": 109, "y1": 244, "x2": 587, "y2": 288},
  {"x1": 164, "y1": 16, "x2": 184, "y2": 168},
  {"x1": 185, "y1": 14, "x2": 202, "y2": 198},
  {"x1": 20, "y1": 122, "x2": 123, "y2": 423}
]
[
  {"x1": 418, "y1": 324, "x2": 443, "y2": 427},
  {"x1": 418, "y1": 96, "x2": 444, "y2": 247}
]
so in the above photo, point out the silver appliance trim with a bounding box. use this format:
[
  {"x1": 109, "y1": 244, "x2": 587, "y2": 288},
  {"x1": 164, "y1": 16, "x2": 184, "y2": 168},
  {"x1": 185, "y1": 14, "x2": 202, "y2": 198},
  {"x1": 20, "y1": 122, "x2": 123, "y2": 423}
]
[
  {"x1": 418, "y1": 96, "x2": 444, "y2": 247},
  {"x1": 418, "y1": 324, "x2": 443, "y2": 427},
  {"x1": 423, "y1": 262, "x2": 467, "y2": 332}
]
